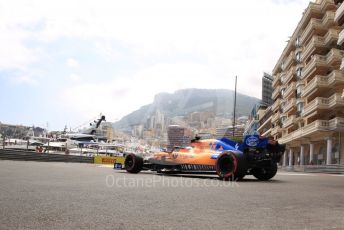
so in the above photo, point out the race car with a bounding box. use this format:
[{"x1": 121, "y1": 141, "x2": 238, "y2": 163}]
[{"x1": 124, "y1": 135, "x2": 286, "y2": 181}]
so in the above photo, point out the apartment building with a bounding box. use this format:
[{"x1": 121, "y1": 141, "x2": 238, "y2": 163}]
[
  {"x1": 167, "y1": 125, "x2": 192, "y2": 149},
  {"x1": 271, "y1": 0, "x2": 344, "y2": 166},
  {"x1": 335, "y1": 1, "x2": 344, "y2": 69},
  {"x1": 215, "y1": 125, "x2": 245, "y2": 139},
  {"x1": 262, "y1": 73, "x2": 274, "y2": 106},
  {"x1": 257, "y1": 107, "x2": 273, "y2": 138}
]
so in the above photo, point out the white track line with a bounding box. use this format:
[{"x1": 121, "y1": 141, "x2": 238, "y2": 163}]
[
  {"x1": 278, "y1": 173, "x2": 316, "y2": 176},
  {"x1": 96, "y1": 165, "x2": 114, "y2": 168},
  {"x1": 278, "y1": 172, "x2": 344, "y2": 177}
]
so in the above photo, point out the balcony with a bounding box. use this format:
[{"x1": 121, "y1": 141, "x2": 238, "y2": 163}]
[
  {"x1": 302, "y1": 120, "x2": 330, "y2": 136},
  {"x1": 335, "y1": 0, "x2": 344, "y2": 25},
  {"x1": 329, "y1": 117, "x2": 344, "y2": 131},
  {"x1": 302, "y1": 93, "x2": 344, "y2": 117},
  {"x1": 257, "y1": 117, "x2": 272, "y2": 135},
  {"x1": 271, "y1": 112, "x2": 280, "y2": 123},
  {"x1": 272, "y1": 74, "x2": 280, "y2": 88},
  {"x1": 322, "y1": 11, "x2": 336, "y2": 28},
  {"x1": 302, "y1": 55, "x2": 327, "y2": 79},
  {"x1": 324, "y1": 29, "x2": 339, "y2": 45},
  {"x1": 283, "y1": 98, "x2": 296, "y2": 113},
  {"x1": 299, "y1": 0, "x2": 335, "y2": 31},
  {"x1": 302, "y1": 97, "x2": 329, "y2": 116},
  {"x1": 270, "y1": 126, "x2": 280, "y2": 135},
  {"x1": 302, "y1": 70, "x2": 344, "y2": 97},
  {"x1": 300, "y1": 18, "x2": 323, "y2": 44},
  {"x1": 300, "y1": 11, "x2": 335, "y2": 45},
  {"x1": 299, "y1": 2, "x2": 320, "y2": 29},
  {"x1": 282, "y1": 115, "x2": 296, "y2": 128},
  {"x1": 284, "y1": 66, "x2": 296, "y2": 84},
  {"x1": 284, "y1": 51, "x2": 295, "y2": 70},
  {"x1": 301, "y1": 36, "x2": 325, "y2": 63},
  {"x1": 272, "y1": 85, "x2": 281, "y2": 100},
  {"x1": 271, "y1": 127, "x2": 278, "y2": 135},
  {"x1": 323, "y1": 49, "x2": 344, "y2": 65},
  {"x1": 302, "y1": 49, "x2": 344, "y2": 80},
  {"x1": 339, "y1": 29, "x2": 344, "y2": 46},
  {"x1": 281, "y1": 74, "x2": 287, "y2": 84},
  {"x1": 272, "y1": 99, "x2": 281, "y2": 112},
  {"x1": 283, "y1": 82, "x2": 296, "y2": 99},
  {"x1": 341, "y1": 57, "x2": 344, "y2": 71},
  {"x1": 302, "y1": 75, "x2": 328, "y2": 97},
  {"x1": 278, "y1": 119, "x2": 330, "y2": 144},
  {"x1": 296, "y1": 79, "x2": 305, "y2": 88},
  {"x1": 261, "y1": 129, "x2": 271, "y2": 138}
]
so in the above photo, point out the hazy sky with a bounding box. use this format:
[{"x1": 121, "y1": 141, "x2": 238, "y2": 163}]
[{"x1": 0, "y1": 0, "x2": 311, "y2": 130}]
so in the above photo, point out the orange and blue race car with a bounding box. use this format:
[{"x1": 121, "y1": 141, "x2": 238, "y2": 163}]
[{"x1": 124, "y1": 135, "x2": 286, "y2": 181}]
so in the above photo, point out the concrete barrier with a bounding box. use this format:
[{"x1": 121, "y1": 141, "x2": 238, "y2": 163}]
[{"x1": 0, "y1": 149, "x2": 93, "y2": 163}]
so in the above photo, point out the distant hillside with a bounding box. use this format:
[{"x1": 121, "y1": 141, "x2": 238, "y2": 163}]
[{"x1": 113, "y1": 88, "x2": 260, "y2": 130}]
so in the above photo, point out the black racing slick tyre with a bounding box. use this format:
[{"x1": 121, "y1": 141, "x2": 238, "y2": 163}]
[
  {"x1": 125, "y1": 154, "x2": 143, "y2": 173},
  {"x1": 252, "y1": 162, "x2": 278, "y2": 181},
  {"x1": 215, "y1": 151, "x2": 247, "y2": 181}
]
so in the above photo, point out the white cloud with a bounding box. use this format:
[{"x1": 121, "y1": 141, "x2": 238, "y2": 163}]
[
  {"x1": 0, "y1": 28, "x2": 38, "y2": 70},
  {"x1": 60, "y1": 60, "x2": 273, "y2": 120},
  {"x1": 12, "y1": 75, "x2": 39, "y2": 85},
  {"x1": 94, "y1": 41, "x2": 122, "y2": 62},
  {"x1": 66, "y1": 58, "x2": 79, "y2": 68},
  {"x1": 0, "y1": 0, "x2": 312, "y2": 126},
  {"x1": 60, "y1": 62, "x2": 211, "y2": 119},
  {"x1": 69, "y1": 73, "x2": 81, "y2": 82}
]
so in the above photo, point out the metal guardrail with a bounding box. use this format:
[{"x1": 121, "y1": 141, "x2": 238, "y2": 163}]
[
  {"x1": 280, "y1": 165, "x2": 344, "y2": 174},
  {"x1": 0, "y1": 149, "x2": 94, "y2": 163},
  {"x1": 304, "y1": 165, "x2": 344, "y2": 173}
]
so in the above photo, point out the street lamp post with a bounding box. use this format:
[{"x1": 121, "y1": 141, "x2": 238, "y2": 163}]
[{"x1": 232, "y1": 76, "x2": 237, "y2": 138}]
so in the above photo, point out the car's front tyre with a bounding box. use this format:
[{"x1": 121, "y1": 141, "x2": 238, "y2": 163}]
[{"x1": 125, "y1": 154, "x2": 143, "y2": 173}]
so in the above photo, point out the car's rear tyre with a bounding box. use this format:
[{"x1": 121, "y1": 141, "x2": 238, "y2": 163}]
[
  {"x1": 252, "y1": 162, "x2": 278, "y2": 181},
  {"x1": 125, "y1": 154, "x2": 143, "y2": 173},
  {"x1": 215, "y1": 151, "x2": 246, "y2": 181}
]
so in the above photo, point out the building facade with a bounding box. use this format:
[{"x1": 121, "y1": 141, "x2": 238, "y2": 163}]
[
  {"x1": 167, "y1": 125, "x2": 192, "y2": 149},
  {"x1": 262, "y1": 72, "x2": 274, "y2": 106},
  {"x1": 215, "y1": 125, "x2": 245, "y2": 139},
  {"x1": 257, "y1": 107, "x2": 273, "y2": 138},
  {"x1": 335, "y1": 0, "x2": 344, "y2": 94},
  {"x1": 271, "y1": 0, "x2": 344, "y2": 166}
]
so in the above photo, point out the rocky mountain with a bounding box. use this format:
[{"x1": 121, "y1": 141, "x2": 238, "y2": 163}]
[{"x1": 113, "y1": 88, "x2": 260, "y2": 130}]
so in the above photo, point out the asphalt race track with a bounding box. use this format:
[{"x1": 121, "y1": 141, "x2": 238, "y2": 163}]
[{"x1": 0, "y1": 160, "x2": 343, "y2": 230}]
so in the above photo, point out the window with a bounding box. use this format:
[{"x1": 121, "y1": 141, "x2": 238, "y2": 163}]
[
  {"x1": 295, "y1": 36, "x2": 301, "y2": 47},
  {"x1": 281, "y1": 101, "x2": 285, "y2": 108},
  {"x1": 296, "y1": 86, "x2": 303, "y2": 98},
  {"x1": 297, "y1": 67, "x2": 302, "y2": 78},
  {"x1": 297, "y1": 102, "x2": 304, "y2": 113},
  {"x1": 281, "y1": 116, "x2": 287, "y2": 124},
  {"x1": 296, "y1": 52, "x2": 302, "y2": 63},
  {"x1": 281, "y1": 88, "x2": 286, "y2": 97}
]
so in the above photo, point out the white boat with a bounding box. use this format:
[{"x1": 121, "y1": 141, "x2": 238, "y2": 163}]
[{"x1": 43, "y1": 115, "x2": 106, "y2": 153}]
